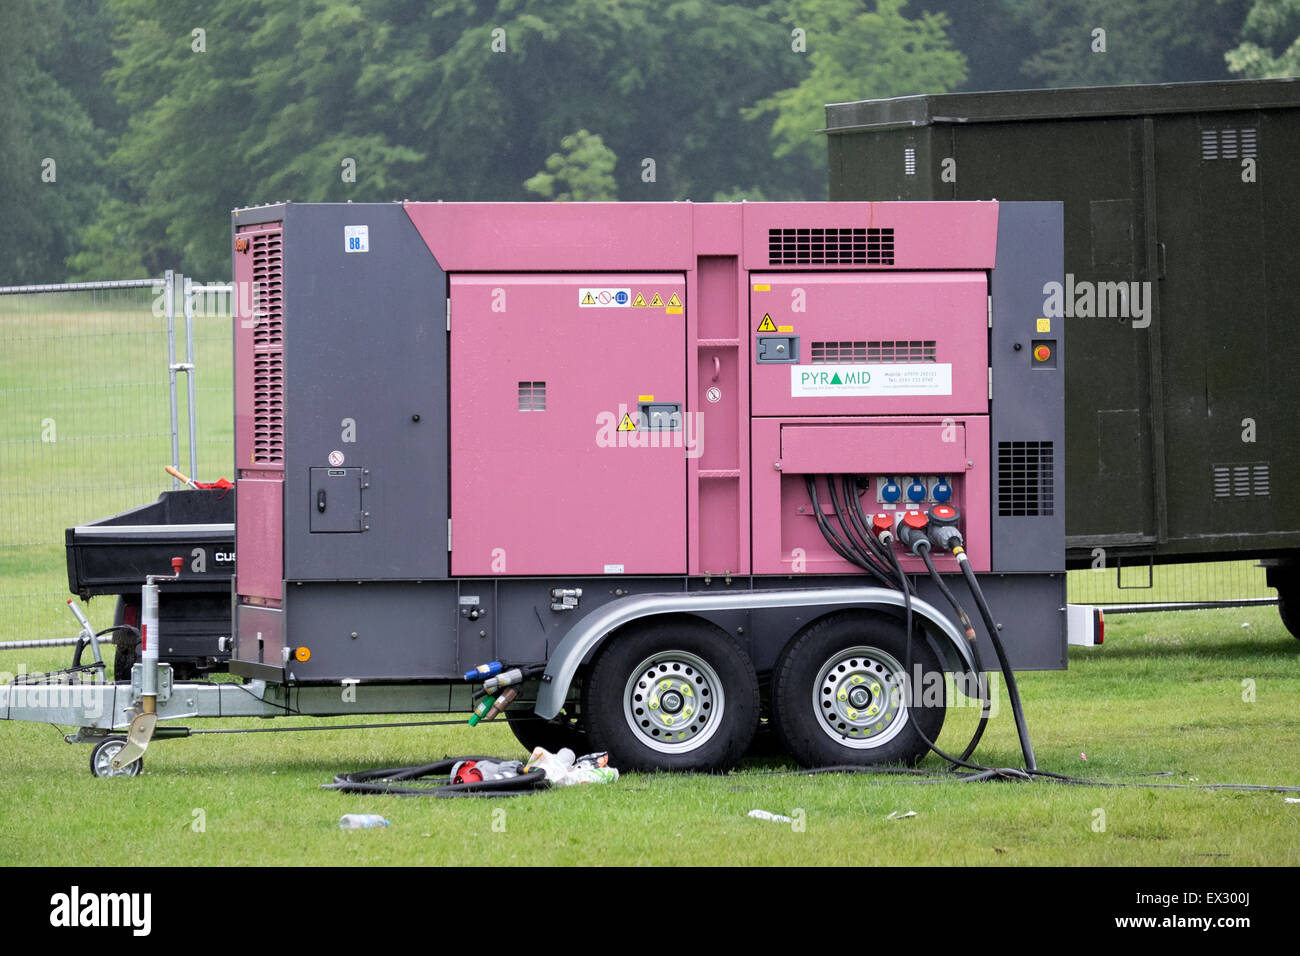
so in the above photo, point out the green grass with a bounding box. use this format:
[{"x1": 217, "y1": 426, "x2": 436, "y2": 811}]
[
  {"x1": 0, "y1": 605, "x2": 1296, "y2": 866},
  {"x1": 3, "y1": 300, "x2": 1296, "y2": 865}
]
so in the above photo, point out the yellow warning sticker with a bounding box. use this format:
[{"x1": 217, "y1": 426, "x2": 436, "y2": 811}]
[
  {"x1": 638, "y1": 394, "x2": 655, "y2": 402},
  {"x1": 752, "y1": 284, "x2": 770, "y2": 292},
  {"x1": 618, "y1": 413, "x2": 637, "y2": 432},
  {"x1": 649, "y1": 292, "x2": 664, "y2": 307},
  {"x1": 1036, "y1": 317, "x2": 1051, "y2": 333},
  {"x1": 756, "y1": 314, "x2": 777, "y2": 332},
  {"x1": 665, "y1": 307, "x2": 683, "y2": 314},
  {"x1": 777, "y1": 324, "x2": 794, "y2": 333},
  {"x1": 581, "y1": 291, "x2": 596, "y2": 305},
  {"x1": 632, "y1": 293, "x2": 647, "y2": 307},
  {"x1": 667, "y1": 292, "x2": 682, "y2": 308}
]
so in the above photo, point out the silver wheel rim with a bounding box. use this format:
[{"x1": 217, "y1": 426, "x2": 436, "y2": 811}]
[
  {"x1": 93, "y1": 740, "x2": 137, "y2": 778},
  {"x1": 623, "y1": 650, "x2": 724, "y2": 754},
  {"x1": 813, "y1": 645, "x2": 909, "y2": 749}
]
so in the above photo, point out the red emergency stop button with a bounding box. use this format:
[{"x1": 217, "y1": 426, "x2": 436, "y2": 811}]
[{"x1": 1033, "y1": 344, "x2": 1052, "y2": 362}]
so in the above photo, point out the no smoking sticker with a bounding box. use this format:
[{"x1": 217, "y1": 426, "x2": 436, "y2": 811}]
[
  {"x1": 706, "y1": 387, "x2": 722, "y2": 403},
  {"x1": 328, "y1": 450, "x2": 345, "y2": 466}
]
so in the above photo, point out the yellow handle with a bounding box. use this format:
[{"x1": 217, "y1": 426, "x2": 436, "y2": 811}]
[{"x1": 165, "y1": 465, "x2": 196, "y2": 487}]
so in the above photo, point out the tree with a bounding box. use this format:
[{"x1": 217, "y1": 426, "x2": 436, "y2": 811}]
[
  {"x1": 997, "y1": 0, "x2": 1250, "y2": 88},
  {"x1": 76, "y1": 0, "x2": 813, "y2": 277},
  {"x1": 746, "y1": 0, "x2": 966, "y2": 180},
  {"x1": 525, "y1": 130, "x2": 618, "y2": 201},
  {"x1": 0, "y1": 0, "x2": 113, "y2": 282},
  {"x1": 1226, "y1": 0, "x2": 1300, "y2": 77}
]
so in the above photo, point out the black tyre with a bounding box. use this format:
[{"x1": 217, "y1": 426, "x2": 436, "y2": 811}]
[
  {"x1": 90, "y1": 736, "x2": 142, "y2": 778},
  {"x1": 772, "y1": 611, "x2": 946, "y2": 768},
  {"x1": 583, "y1": 617, "x2": 759, "y2": 773},
  {"x1": 112, "y1": 596, "x2": 141, "y2": 682},
  {"x1": 1275, "y1": 572, "x2": 1300, "y2": 641},
  {"x1": 504, "y1": 697, "x2": 589, "y2": 756}
]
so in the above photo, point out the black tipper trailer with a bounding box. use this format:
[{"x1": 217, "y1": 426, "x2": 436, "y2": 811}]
[
  {"x1": 65, "y1": 488, "x2": 234, "y2": 675},
  {"x1": 824, "y1": 78, "x2": 1300, "y2": 637}
]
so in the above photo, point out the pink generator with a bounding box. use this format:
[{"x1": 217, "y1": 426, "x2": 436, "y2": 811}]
[{"x1": 105, "y1": 198, "x2": 1069, "y2": 775}]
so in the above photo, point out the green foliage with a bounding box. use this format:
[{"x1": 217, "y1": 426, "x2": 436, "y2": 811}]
[
  {"x1": 0, "y1": 0, "x2": 112, "y2": 283},
  {"x1": 524, "y1": 130, "x2": 618, "y2": 201},
  {"x1": 746, "y1": 0, "x2": 966, "y2": 177},
  {"x1": 1226, "y1": 0, "x2": 1300, "y2": 76},
  {"x1": 997, "y1": 0, "x2": 1250, "y2": 88}
]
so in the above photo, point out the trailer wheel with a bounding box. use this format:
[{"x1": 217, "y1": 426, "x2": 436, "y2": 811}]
[
  {"x1": 112, "y1": 596, "x2": 141, "y2": 681},
  {"x1": 504, "y1": 703, "x2": 588, "y2": 756},
  {"x1": 772, "y1": 611, "x2": 946, "y2": 768},
  {"x1": 90, "y1": 737, "x2": 142, "y2": 778},
  {"x1": 583, "y1": 618, "x2": 759, "y2": 773},
  {"x1": 1275, "y1": 571, "x2": 1300, "y2": 641}
]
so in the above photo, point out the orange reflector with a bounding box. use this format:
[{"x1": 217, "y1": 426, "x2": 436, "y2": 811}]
[
  {"x1": 1033, "y1": 345, "x2": 1051, "y2": 362},
  {"x1": 234, "y1": 237, "x2": 249, "y2": 253},
  {"x1": 294, "y1": 646, "x2": 311, "y2": 662}
]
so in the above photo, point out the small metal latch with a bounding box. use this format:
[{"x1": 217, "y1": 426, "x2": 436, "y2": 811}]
[
  {"x1": 756, "y1": 336, "x2": 799, "y2": 363},
  {"x1": 550, "y1": 587, "x2": 583, "y2": 611}
]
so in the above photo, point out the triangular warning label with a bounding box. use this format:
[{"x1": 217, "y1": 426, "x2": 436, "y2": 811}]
[
  {"x1": 581, "y1": 292, "x2": 596, "y2": 305},
  {"x1": 618, "y1": 413, "x2": 637, "y2": 432},
  {"x1": 756, "y1": 314, "x2": 777, "y2": 332},
  {"x1": 830, "y1": 373, "x2": 843, "y2": 385},
  {"x1": 649, "y1": 292, "x2": 664, "y2": 307},
  {"x1": 667, "y1": 292, "x2": 682, "y2": 308},
  {"x1": 632, "y1": 293, "x2": 647, "y2": 307}
]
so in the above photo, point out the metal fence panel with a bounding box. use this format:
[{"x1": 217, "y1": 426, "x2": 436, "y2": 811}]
[{"x1": 0, "y1": 277, "x2": 232, "y2": 644}]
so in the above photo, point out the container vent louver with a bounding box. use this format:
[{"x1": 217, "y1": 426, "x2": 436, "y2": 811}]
[
  {"x1": 997, "y1": 441, "x2": 1055, "y2": 517},
  {"x1": 768, "y1": 227, "x2": 894, "y2": 265},
  {"x1": 250, "y1": 229, "x2": 284, "y2": 464},
  {"x1": 809, "y1": 340, "x2": 936, "y2": 364},
  {"x1": 1212, "y1": 462, "x2": 1269, "y2": 498},
  {"x1": 1201, "y1": 127, "x2": 1257, "y2": 161}
]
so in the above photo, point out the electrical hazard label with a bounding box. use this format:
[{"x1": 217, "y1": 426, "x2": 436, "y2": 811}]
[
  {"x1": 617, "y1": 413, "x2": 637, "y2": 431},
  {"x1": 756, "y1": 314, "x2": 777, "y2": 332},
  {"x1": 791, "y1": 364, "x2": 953, "y2": 397},
  {"x1": 579, "y1": 288, "x2": 631, "y2": 307}
]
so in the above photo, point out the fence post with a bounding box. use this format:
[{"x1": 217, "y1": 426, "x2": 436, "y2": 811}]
[
  {"x1": 165, "y1": 269, "x2": 180, "y2": 488},
  {"x1": 183, "y1": 275, "x2": 198, "y2": 480}
]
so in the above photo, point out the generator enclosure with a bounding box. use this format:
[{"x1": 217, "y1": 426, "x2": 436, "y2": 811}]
[
  {"x1": 825, "y1": 78, "x2": 1300, "y2": 569},
  {"x1": 229, "y1": 200, "x2": 1065, "y2": 685}
]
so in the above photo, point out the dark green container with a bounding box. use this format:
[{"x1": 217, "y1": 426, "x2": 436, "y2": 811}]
[{"x1": 827, "y1": 80, "x2": 1300, "y2": 580}]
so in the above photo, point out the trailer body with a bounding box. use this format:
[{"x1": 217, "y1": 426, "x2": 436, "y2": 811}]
[{"x1": 64, "y1": 489, "x2": 233, "y2": 673}]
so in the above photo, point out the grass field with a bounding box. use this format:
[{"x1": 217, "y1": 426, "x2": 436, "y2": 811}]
[
  {"x1": 0, "y1": 603, "x2": 1296, "y2": 866},
  {"x1": 3, "y1": 299, "x2": 1297, "y2": 866}
]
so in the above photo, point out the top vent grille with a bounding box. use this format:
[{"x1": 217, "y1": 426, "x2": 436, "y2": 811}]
[{"x1": 768, "y1": 227, "x2": 894, "y2": 265}]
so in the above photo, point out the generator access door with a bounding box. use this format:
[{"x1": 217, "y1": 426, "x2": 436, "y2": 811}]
[{"x1": 450, "y1": 274, "x2": 688, "y2": 575}]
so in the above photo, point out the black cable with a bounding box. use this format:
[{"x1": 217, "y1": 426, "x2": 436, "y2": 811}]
[
  {"x1": 887, "y1": 544, "x2": 998, "y2": 773},
  {"x1": 835, "y1": 475, "x2": 905, "y2": 588},
  {"x1": 325, "y1": 756, "x2": 551, "y2": 797},
  {"x1": 804, "y1": 476, "x2": 896, "y2": 588},
  {"x1": 957, "y1": 555, "x2": 1038, "y2": 772},
  {"x1": 913, "y1": 547, "x2": 990, "y2": 762}
]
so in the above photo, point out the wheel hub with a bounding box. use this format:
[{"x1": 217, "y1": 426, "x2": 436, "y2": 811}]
[
  {"x1": 624, "y1": 650, "x2": 724, "y2": 754},
  {"x1": 813, "y1": 646, "x2": 909, "y2": 749}
]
